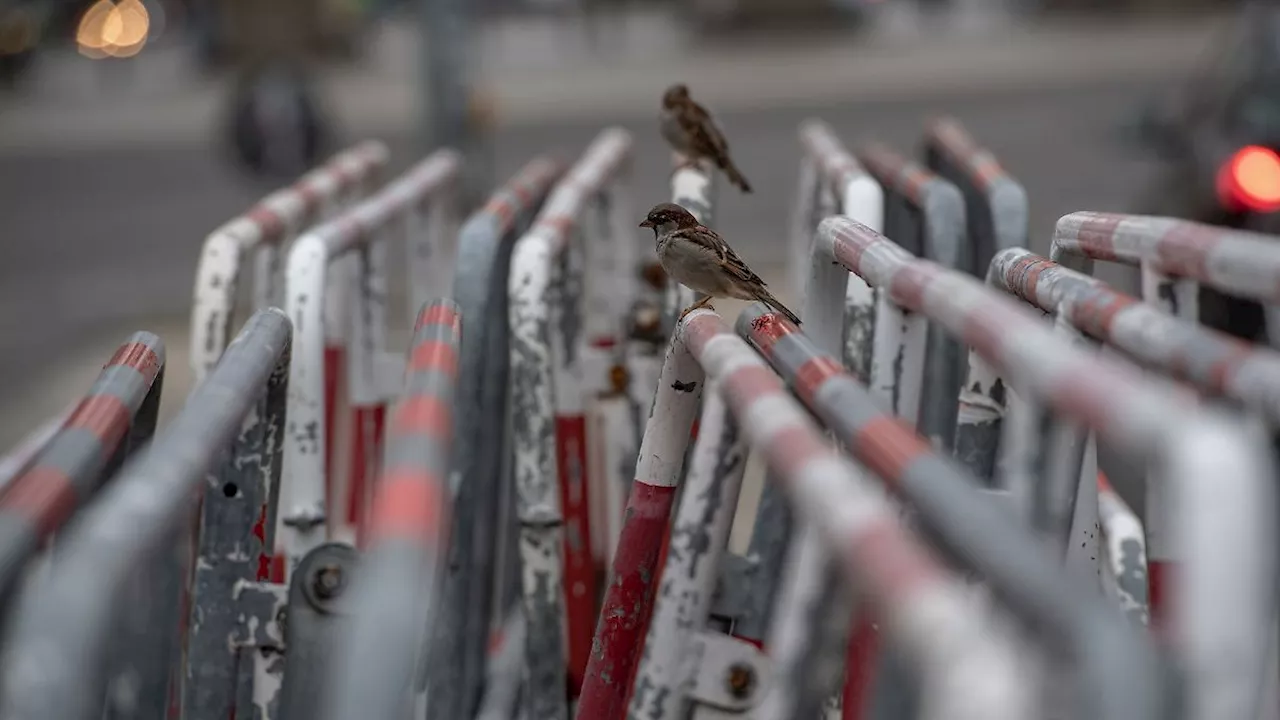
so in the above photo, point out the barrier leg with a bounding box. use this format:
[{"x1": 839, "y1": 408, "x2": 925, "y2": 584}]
[
  {"x1": 576, "y1": 332, "x2": 704, "y2": 720},
  {"x1": 869, "y1": 294, "x2": 927, "y2": 427},
  {"x1": 952, "y1": 348, "x2": 1004, "y2": 485},
  {"x1": 628, "y1": 389, "x2": 747, "y2": 719},
  {"x1": 1097, "y1": 472, "x2": 1149, "y2": 627}
]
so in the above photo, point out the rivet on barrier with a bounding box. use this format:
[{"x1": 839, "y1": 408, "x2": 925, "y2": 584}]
[
  {"x1": 507, "y1": 127, "x2": 632, "y2": 717},
  {"x1": 431, "y1": 157, "x2": 565, "y2": 720},
  {"x1": 0, "y1": 308, "x2": 291, "y2": 720},
  {"x1": 857, "y1": 142, "x2": 968, "y2": 449},
  {"x1": 322, "y1": 299, "x2": 462, "y2": 720},
  {"x1": 738, "y1": 301, "x2": 1163, "y2": 720},
  {"x1": 282, "y1": 149, "x2": 462, "y2": 579},
  {"x1": 822, "y1": 214, "x2": 1277, "y2": 720}
]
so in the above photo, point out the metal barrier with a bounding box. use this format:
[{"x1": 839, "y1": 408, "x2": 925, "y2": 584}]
[
  {"x1": 432, "y1": 157, "x2": 564, "y2": 720},
  {"x1": 624, "y1": 309, "x2": 1034, "y2": 720},
  {"x1": 0, "y1": 333, "x2": 166, "y2": 717},
  {"x1": 282, "y1": 149, "x2": 461, "y2": 576},
  {"x1": 857, "y1": 141, "x2": 967, "y2": 449},
  {"x1": 0, "y1": 308, "x2": 290, "y2": 720},
  {"x1": 190, "y1": 141, "x2": 388, "y2": 379},
  {"x1": 823, "y1": 214, "x2": 1276, "y2": 720},
  {"x1": 323, "y1": 299, "x2": 462, "y2": 720},
  {"x1": 738, "y1": 303, "x2": 1161, "y2": 720},
  {"x1": 506, "y1": 127, "x2": 633, "y2": 716}
]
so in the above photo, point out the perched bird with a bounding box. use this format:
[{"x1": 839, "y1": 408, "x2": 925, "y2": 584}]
[
  {"x1": 660, "y1": 83, "x2": 753, "y2": 193},
  {"x1": 640, "y1": 202, "x2": 801, "y2": 324}
]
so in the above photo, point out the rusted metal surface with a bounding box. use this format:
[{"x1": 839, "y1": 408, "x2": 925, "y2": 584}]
[
  {"x1": 680, "y1": 308, "x2": 1033, "y2": 720},
  {"x1": 282, "y1": 149, "x2": 461, "y2": 579},
  {"x1": 627, "y1": 388, "x2": 746, "y2": 720},
  {"x1": 438, "y1": 157, "x2": 563, "y2": 720},
  {"x1": 857, "y1": 142, "x2": 967, "y2": 449},
  {"x1": 507, "y1": 128, "x2": 632, "y2": 719},
  {"x1": 0, "y1": 309, "x2": 291, "y2": 720},
  {"x1": 821, "y1": 214, "x2": 1278, "y2": 720},
  {"x1": 577, "y1": 330, "x2": 704, "y2": 720},
  {"x1": 324, "y1": 300, "x2": 462, "y2": 720},
  {"x1": 190, "y1": 141, "x2": 388, "y2": 380}
]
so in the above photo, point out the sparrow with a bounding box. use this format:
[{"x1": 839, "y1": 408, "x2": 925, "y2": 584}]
[
  {"x1": 660, "y1": 83, "x2": 753, "y2": 193},
  {"x1": 639, "y1": 202, "x2": 800, "y2": 324}
]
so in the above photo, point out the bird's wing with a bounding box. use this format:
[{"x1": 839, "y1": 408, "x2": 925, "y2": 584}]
[
  {"x1": 682, "y1": 225, "x2": 767, "y2": 288},
  {"x1": 682, "y1": 99, "x2": 734, "y2": 163}
]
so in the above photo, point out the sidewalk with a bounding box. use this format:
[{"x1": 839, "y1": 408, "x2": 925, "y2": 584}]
[{"x1": 0, "y1": 9, "x2": 1223, "y2": 153}]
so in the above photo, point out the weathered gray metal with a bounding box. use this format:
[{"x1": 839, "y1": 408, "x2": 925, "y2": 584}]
[
  {"x1": 858, "y1": 142, "x2": 968, "y2": 450},
  {"x1": 434, "y1": 157, "x2": 563, "y2": 720},
  {"x1": 739, "y1": 302, "x2": 1165, "y2": 720},
  {"x1": 324, "y1": 299, "x2": 464, "y2": 720},
  {"x1": 278, "y1": 542, "x2": 359, "y2": 720},
  {"x1": 823, "y1": 214, "x2": 1278, "y2": 720},
  {"x1": 0, "y1": 308, "x2": 291, "y2": 720}
]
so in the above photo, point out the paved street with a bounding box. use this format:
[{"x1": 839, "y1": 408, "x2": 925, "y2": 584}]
[{"x1": 0, "y1": 9, "x2": 1213, "y2": 454}]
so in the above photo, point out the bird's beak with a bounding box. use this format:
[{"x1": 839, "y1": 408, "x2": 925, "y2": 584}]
[{"x1": 639, "y1": 219, "x2": 654, "y2": 229}]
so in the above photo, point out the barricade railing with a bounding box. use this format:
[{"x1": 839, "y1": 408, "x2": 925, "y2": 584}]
[
  {"x1": 0, "y1": 333, "x2": 166, "y2": 717},
  {"x1": 617, "y1": 309, "x2": 1033, "y2": 720},
  {"x1": 737, "y1": 303, "x2": 1162, "y2": 720},
  {"x1": 281, "y1": 148, "x2": 462, "y2": 577},
  {"x1": 323, "y1": 299, "x2": 462, "y2": 720},
  {"x1": 506, "y1": 127, "x2": 633, "y2": 716},
  {"x1": 0, "y1": 308, "x2": 290, "y2": 720},
  {"x1": 822, "y1": 214, "x2": 1277, "y2": 720},
  {"x1": 922, "y1": 118, "x2": 1029, "y2": 482},
  {"x1": 857, "y1": 142, "x2": 967, "y2": 449},
  {"x1": 1050, "y1": 211, "x2": 1280, "y2": 334},
  {"x1": 431, "y1": 157, "x2": 564, "y2": 720},
  {"x1": 190, "y1": 141, "x2": 389, "y2": 380},
  {"x1": 1097, "y1": 472, "x2": 1150, "y2": 627}
]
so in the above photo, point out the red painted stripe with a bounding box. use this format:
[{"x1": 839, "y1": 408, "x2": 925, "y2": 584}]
[
  {"x1": 681, "y1": 312, "x2": 727, "y2": 358},
  {"x1": 766, "y1": 425, "x2": 829, "y2": 480},
  {"x1": 1148, "y1": 560, "x2": 1172, "y2": 636},
  {"x1": 555, "y1": 414, "x2": 596, "y2": 695},
  {"x1": 851, "y1": 417, "x2": 931, "y2": 491},
  {"x1": 245, "y1": 206, "x2": 287, "y2": 242},
  {"x1": 1204, "y1": 340, "x2": 1255, "y2": 395},
  {"x1": 842, "y1": 614, "x2": 881, "y2": 720},
  {"x1": 269, "y1": 554, "x2": 286, "y2": 584},
  {"x1": 536, "y1": 214, "x2": 575, "y2": 236},
  {"x1": 407, "y1": 340, "x2": 460, "y2": 376},
  {"x1": 1072, "y1": 214, "x2": 1124, "y2": 262},
  {"x1": 106, "y1": 342, "x2": 163, "y2": 386},
  {"x1": 349, "y1": 405, "x2": 388, "y2": 539},
  {"x1": 369, "y1": 470, "x2": 446, "y2": 544},
  {"x1": 577, "y1": 481, "x2": 678, "y2": 720},
  {"x1": 1003, "y1": 255, "x2": 1047, "y2": 303},
  {"x1": 960, "y1": 308, "x2": 1012, "y2": 366},
  {"x1": 65, "y1": 394, "x2": 131, "y2": 451},
  {"x1": 415, "y1": 304, "x2": 460, "y2": 332},
  {"x1": 2, "y1": 466, "x2": 78, "y2": 536},
  {"x1": 793, "y1": 355, "x2": 843, "y2": 406},
  {"x1": 723, "y1": 365, "x2": 786, "y2": 411},
  {"x1": 391, "y1": 396, "x2": 452, "y2": 440},
  {"x1": 848, "y1": 518, "x2": 940, "y2": 600},
  {"x1": 830, "y1": 226, "x2": 871, "y2": 275},
  {"x1": 886, "y1": 264, "x2": 933, "y2": 311},
  {"x1": 1067, "y1": 291, "x2": 1137, "y2": 339},
  {"x1": 746, "y1": 311, "x2": 793, "y2": 354},
  {"x1": 252, "y1": 502, "x2": 273, "y2": 581},
  {"x1": 1157, "y1": 223, "x2": 1219, "y2": 280},
  {"x1": 323, "y1": 346, "x2": 345, "y2": 541}
]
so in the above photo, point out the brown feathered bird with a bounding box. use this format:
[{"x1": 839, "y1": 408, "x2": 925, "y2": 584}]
[
  {"x1": 660, "y1": 84, "x2": 753, "y2": 193},
  {"x1": 640, "y1": 202, "x2": 800, "y2": 324}
]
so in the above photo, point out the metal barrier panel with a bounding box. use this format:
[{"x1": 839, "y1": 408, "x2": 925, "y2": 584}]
[
  {"x1": 822, "y1": 214, "x2": 1278, "y2": 720},
  {"x1": 923, "y1": 118, "x2": 1029, "y2": 483},
  {"x1": 678, "y1": 309, "x2": 1033, "y2": 720},
  {"x1": 0, "y1": 334, "x2": 165, "y2": 614},
  {"x1": 858, "y1": 143, "x2": 967, "y2": 450},
  {"x1": 507, "y1": 128, "x2": 632, "y2": 718},
  {"x1": 282, "y1": 149, "x2": 461, "y2": 578},
  {"x1": 323, "y1": 299, "x2": 462, "y2": 720},
  {"x1": 738, "y1": 303, "x2": 1163, "y2": 720},
  {"x1": 433, "y1": 157, "x2": 564, "y2": 720},
  {"x1": 0, "y1": 308, "x2": 291, "y2": 720}
]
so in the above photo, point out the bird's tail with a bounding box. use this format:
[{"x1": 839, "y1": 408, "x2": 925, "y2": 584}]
[
  {"x1": 720, "y1": 160, "x2": 753, "y2": 194},
  {"x1": 756, "y1": 291, "x2": 801, "y2": 326}
]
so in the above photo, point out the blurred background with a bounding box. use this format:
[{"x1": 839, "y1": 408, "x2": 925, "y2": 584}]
[{"x1": 0, "y1": 0, "x2": 1244, "y2": 453}]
